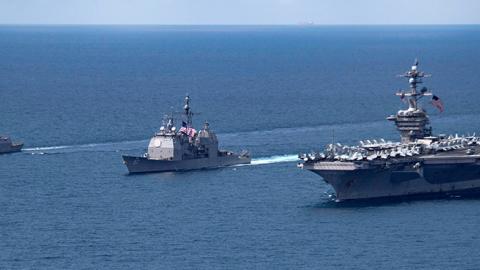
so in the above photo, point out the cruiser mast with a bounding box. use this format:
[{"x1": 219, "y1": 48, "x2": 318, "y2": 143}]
[{"x1": 184, "y1": 95, "x2": 194, "y2": 126}]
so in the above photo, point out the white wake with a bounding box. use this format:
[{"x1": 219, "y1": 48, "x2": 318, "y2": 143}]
[
  {"x1": 250, "y1": 154, "x2": 299, "y2": 165},
  {"x1": 23, "y1": 140, "x2": 147, "y2": 154},
  {"x1": 23, "y1": 141, "x2": 299, "y2": 166}
]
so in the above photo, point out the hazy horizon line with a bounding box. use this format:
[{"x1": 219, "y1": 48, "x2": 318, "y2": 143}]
[{"x1": 1, "y1": 23, "x2": 479, "y2": 26}]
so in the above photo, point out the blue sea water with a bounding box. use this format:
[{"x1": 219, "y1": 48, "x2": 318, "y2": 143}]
[{"x1": 1, "y1": 25, "x2": 480, "y2": 269}]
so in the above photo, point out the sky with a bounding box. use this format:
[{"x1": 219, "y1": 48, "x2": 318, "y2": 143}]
[{"x1": 0, "y1": 0, "x2": 479, "y2": 25}]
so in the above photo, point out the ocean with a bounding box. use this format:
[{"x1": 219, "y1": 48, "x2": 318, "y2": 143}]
[{"x1": 1, "y1": 25, "x2": 480, "y2": 269}]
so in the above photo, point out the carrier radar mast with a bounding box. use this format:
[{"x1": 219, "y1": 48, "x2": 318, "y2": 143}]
[{"x1": 396, "y1": 59, "x2": 432, "y2": 110}]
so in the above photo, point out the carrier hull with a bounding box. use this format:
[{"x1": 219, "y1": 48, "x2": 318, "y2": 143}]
[
  {"x1": 302, "y1": 154, "x2": 480, "y2": 201},
  {"x1": 123, "y1": 154, "x2": 251, "y2": 174}
]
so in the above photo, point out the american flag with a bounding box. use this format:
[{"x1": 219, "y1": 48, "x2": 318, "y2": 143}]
[
  {"x1": 179, "y1": 121, "x2": 196, "y2": 137},
  {"x1": 431, "y1": 95, "x2": 444, "y2": 112}
]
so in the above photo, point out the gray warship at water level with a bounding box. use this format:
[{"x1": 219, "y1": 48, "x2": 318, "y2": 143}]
[
  {"x1": 299, "y1": 60, "x2": 480, "y2": 201},
  {"x1": 122, "y1": 95, "x2": 251, "y2": 173},
  {"x1": 0, "y1": 135, "x2": 23, "y2": 154}
]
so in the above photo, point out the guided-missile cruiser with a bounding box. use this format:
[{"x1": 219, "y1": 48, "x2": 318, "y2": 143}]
[
  {"x1": 0, "y1": 135, "x2": 23, "y2": 154},
  {"x1": 122, "y1": 95, "x2": 251, "y2": 174},
  {"x1": 299, "y1": 60, "x2": 480, "y2": 201}
]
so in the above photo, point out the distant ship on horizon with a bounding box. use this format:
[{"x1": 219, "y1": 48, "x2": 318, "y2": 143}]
[
  {"x1": 0, "y1": 135, "x2": 23, "y2": 154},
  {"x1": 297, "y1": 21, "x2": 315, "y2": 26}
]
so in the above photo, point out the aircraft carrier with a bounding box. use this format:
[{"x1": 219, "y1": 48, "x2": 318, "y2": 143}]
[
  {"x1": 299, "y1": 60, "x2": 480, "y2": 201},
  {"x1": 122, "y1": 95, "x2": 251, "y2": 174}
]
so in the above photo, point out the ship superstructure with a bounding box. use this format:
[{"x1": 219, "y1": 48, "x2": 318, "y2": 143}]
[
  {"x1": 387, "y1": 59, "x2": 433, "y2": 143},
  {"x1": 299, "y1": 61, "x2": 480, "y2": 201},
  {"x1": 122, "y1": 95, "x2": 251, "y2": 173}
]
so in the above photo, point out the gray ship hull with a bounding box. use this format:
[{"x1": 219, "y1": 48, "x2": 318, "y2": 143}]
[
  {"x1": 122, "y1": 154, "x2": 251, "y2": 174},
  {"x1": 303, "y1": 153, "x2": 480, "y2": 201},
  {"x1": 0, "y1": 143, "x2": 23, "y2": 154},
  {"x1": 299, "y1": 61, "x2": 480, "y2": 202}
]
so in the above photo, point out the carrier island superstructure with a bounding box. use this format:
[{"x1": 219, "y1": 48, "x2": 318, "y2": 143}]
[
  {"x1": 299, "y1": 60, "x2": 480, "y2": 201},
  {"x1": 122, "y1": 95, "x2": 251, "y2": 173}
]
